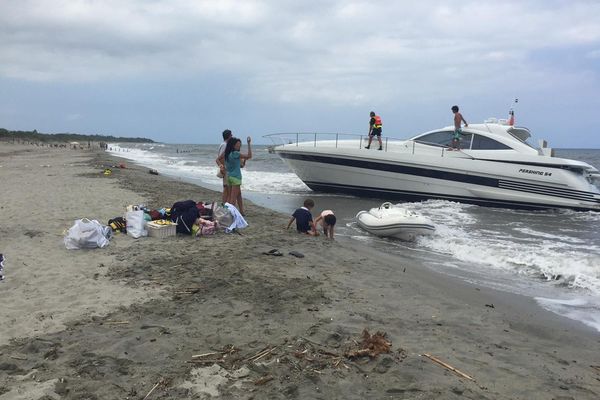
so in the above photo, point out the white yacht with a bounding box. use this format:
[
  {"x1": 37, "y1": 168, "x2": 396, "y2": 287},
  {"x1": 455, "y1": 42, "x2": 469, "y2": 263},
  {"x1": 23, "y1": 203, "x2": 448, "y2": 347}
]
[{"x1": 265, "y1": 119, "x2": 600, "y2": 211}]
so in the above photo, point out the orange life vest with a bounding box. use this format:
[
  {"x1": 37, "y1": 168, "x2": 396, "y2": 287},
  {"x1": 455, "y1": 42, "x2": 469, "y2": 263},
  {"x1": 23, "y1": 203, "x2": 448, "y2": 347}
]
[{"x1": 373, "y1": 115, "x2": 382, "y2": 128}]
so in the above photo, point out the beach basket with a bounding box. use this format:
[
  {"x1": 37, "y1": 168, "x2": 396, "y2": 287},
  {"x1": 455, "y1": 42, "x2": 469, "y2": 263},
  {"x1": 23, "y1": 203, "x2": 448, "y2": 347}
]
[{"x1": 146, "y1": 220, "x2": 177, "y2": 238}]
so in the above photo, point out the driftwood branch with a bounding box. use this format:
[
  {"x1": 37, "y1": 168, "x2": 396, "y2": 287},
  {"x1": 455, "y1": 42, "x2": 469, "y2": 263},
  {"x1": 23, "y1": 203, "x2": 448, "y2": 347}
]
[
  {"x1": 254, "y1": 375, "x2": 274, "y2": 385},
  {"x1": 422, "y1": 353, "x2": 475, "y2": 381},
  {"x1": 191, "y1": 352, "x2": 220, "y2": 358},
  {"x1": 244, "y1": 346, "x2": 276, "y2": 362},
  {"x1": 142, "y1": 380, "x2": 160, "y2": 400}
]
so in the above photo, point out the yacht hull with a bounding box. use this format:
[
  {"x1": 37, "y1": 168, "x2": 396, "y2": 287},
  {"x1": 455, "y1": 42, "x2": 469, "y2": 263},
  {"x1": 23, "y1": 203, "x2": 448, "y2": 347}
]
[{"x1": 277, "y1": 149, "x2": 600, "y2": 211}]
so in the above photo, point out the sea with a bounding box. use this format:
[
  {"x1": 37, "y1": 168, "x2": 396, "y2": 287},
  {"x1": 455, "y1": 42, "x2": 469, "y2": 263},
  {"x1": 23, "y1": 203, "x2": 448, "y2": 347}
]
[{"x1": 107, "y1": 143, "x2": 600, "y2": 333}]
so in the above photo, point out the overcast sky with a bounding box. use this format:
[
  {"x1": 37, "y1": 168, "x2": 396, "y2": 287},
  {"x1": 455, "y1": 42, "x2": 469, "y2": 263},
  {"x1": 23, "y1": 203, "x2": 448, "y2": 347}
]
[{"x1": 1, "y1": 0, "x2": 600, "y2": 147}]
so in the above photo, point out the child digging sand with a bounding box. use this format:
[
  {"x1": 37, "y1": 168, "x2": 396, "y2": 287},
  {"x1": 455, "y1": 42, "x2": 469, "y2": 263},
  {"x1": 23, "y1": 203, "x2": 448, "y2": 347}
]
[
  {"x1": 314, "y1": 209, "x2": 336, "y2": 239},
  {"x1": 287, "y1": 198, "x2": 319, "y2": 235}
]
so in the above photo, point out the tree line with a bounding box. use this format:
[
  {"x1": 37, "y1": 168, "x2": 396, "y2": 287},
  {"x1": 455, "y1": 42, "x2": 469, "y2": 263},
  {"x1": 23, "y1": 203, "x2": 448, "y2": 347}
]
[{"x1": 0, "y1": 128, "x2": 154, "y2": 143}]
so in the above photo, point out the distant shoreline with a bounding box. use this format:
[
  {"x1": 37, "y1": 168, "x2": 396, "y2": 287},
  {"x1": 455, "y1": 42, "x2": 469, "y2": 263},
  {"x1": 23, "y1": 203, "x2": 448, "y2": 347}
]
[{"x1": 0, "y1": 127, "x2": 154, "y2": 144}]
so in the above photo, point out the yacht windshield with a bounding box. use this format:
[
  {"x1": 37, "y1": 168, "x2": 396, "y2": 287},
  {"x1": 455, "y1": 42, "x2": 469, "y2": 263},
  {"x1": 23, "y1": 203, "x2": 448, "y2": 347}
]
[
  {"x1": 414, "y1": 130, "x2": 473, "y2": 149},
  {"x1": 471, "y1": 134, "x2": 512, "y2": 150},
  {"x1": 508, "y1": 132, "x2": 536, "y2": 149},
  {"x1": 414, "y1": 131, "x2": 454, "y2": 147}
]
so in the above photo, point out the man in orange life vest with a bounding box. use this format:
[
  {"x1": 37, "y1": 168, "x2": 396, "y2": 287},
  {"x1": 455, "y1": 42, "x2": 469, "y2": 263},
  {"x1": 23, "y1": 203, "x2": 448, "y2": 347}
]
[{"x1": 366, "y1": 111, "x2": 383, "y2": 150}]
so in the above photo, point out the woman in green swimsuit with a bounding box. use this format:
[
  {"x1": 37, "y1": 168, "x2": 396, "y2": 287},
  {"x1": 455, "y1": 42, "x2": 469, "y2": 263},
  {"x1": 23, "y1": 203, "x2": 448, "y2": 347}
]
[{"x1": 219, "y1": 136, "x2": 252, "y2": 215}]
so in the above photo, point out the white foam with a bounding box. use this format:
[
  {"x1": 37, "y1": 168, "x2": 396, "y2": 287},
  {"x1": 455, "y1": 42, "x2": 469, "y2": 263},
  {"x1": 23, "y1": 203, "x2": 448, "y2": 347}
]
[
  {"x1": 536, "y1": 296, "x2": 600, "y2": 332},
  {"x1": 394, "y1": 199, "x2": 600, "y2": 295},
  {"x1": 107, "y1": 144, "x2": 309, "y2": 194},
  {"x1": 513, "y1": 227, "x2": 586, "y2": 243}
]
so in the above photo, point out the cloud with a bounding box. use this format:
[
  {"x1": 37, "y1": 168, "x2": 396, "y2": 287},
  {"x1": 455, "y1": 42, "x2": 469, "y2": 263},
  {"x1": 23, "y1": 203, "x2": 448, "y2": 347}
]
[{"x1": 1, "y1": 0, "x2": 600, "y2": 106}]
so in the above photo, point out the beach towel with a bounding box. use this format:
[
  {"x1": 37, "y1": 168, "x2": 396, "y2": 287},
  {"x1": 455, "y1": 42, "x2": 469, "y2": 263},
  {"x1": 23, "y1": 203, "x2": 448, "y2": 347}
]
[{"x1": 223, "y1": 202, "x2": 248, "y2": 233}]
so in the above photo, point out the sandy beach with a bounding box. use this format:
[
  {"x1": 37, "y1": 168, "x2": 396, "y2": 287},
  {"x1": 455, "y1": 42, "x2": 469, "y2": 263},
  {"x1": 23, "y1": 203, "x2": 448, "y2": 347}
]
[{"x1": 1, "y1": 142, "x2": 600, "y2": 399}]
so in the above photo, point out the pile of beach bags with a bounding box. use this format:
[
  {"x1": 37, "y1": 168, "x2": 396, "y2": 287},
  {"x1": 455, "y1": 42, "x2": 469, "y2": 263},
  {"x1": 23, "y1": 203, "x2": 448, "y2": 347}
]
[{"x1": 63, "y1": 200, "x2": 247, "y2": 249}]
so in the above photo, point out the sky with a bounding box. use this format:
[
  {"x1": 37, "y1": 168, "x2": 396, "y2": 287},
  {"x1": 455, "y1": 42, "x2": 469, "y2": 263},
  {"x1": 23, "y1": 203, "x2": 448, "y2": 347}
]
[{"x1": 1, "y1": 0, "x2": 600, "y2": 147}]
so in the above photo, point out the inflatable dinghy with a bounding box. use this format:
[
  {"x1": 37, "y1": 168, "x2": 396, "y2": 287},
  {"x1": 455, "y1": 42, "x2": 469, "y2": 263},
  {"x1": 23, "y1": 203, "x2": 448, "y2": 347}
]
[{"x1": 356, "y1": 202, "x2": 435, "y2": 241}]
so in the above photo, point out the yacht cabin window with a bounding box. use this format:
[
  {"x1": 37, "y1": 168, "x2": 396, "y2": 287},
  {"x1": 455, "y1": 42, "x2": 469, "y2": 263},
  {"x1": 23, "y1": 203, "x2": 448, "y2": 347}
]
[
  {"x1": 471, "y1": 134, "x2": 512, "y2": 150},
  {"x1": 415, "y1": 131, "x2": 454, "y2": 147},
  {"x1": 415, "y1": 131, "x2": 472, "y2": 149}
]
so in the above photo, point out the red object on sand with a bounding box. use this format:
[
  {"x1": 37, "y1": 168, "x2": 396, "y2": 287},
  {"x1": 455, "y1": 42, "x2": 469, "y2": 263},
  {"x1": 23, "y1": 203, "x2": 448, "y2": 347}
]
[{"x1": 119, "y1": 163, "x2": 126, "y2": 169}]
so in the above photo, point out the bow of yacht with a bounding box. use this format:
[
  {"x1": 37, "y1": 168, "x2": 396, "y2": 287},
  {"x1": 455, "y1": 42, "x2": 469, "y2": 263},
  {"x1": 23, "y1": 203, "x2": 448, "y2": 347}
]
[{"x1": 265, "y1": 120, "x2": 600, "y2": 211}]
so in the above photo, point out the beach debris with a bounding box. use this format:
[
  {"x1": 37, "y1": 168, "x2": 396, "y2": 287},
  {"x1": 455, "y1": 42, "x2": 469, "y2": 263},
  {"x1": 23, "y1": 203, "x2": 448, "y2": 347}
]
[
  {"x1": 142, "y1": 377, "x2": 168, "y2": 400},
  {"x1": 591, "y1": 365, "x2": 600, "y2": 374},
  {"x1": 289, "y1": 251, "x2": 305, "y2": 258},
  {"x1": 421, "y1": 353, "x2": 475, "y2": 381},
  {"x1": 188, "y1": 345, "x2": 239, "y2": 365},
  {"x1": 173, "y1": 287, "x2": 203, "y2": 295},
  {"x1": 192, "y1": 351, "x2": 221, "y2": 359},
  {"x1": 344, "y1": 329, "x2": 392, "y2": 359},
  {"x1": 244, "y1": 346, "x2": 277, "y2": 363},
  {"x1": 103, "y1": 168, "x2": 112, "y2": 175},
  {"x1": 485, "y1": 303, "x2": 495, "y2": 308},
  {"x1": 104, "y1": 320, "x2": 130, "y2": 325},
  {"x1": 0, "y1": 253, "x2": 5, "y2": 282},
  {"x1": 262, "y1": 249, "x2": 283, "y2": 256},
  {"x1": 254, "y1": 375, "x2": 274, "y2": 385},
  {"x1": 149, "y1": 168, "x2": 159, "y2": 175}
]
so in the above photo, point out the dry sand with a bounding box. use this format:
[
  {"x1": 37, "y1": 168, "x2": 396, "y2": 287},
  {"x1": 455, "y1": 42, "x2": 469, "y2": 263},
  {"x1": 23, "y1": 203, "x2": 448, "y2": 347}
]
[{"x1": 1, "y1": 143, "x2": 600, "y2": 399}]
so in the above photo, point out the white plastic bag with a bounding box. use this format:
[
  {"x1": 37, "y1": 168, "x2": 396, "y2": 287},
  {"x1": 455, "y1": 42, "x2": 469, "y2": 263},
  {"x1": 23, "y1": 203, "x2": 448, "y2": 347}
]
[
  {"x1": 126, "y1": 210, "x2": 147, "y2": 238},
  {"x1": 64, "y1": 219, "x2": 112, "y2": 250},
  {"x1": 213, "y1": 204, "x2": 234, "y2": 227}
]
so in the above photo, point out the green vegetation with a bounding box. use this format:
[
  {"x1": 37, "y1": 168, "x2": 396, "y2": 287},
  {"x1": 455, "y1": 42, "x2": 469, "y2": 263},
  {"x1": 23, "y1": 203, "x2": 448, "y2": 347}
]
[{"x1": 0, "y1": 128, "x2": 154, "y2": 143}]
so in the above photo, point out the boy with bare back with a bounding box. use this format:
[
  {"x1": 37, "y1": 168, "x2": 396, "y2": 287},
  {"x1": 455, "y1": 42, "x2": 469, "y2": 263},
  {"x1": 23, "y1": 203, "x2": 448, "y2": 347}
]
[{"x1": 451, "y1": 105, "x2": 468, "y2": 150}]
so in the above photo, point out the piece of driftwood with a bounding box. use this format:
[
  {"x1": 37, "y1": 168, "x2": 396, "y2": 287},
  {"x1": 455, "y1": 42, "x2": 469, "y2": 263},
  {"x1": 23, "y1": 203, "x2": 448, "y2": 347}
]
[
  {"x1": 318, "y1": 349, "x2": 340, "y2": 357},
  {"x1": 142, "y1": 380, "x2": 160, "y2": 400},
  {"x1": 422, "y1": 353, "x2": 475, "y2": 381},
  {"x1": 254, "y1": 375, "x2": 274, "y2": 385},
  {"x1": 192, "y1": 352, "x2": 220, "y2": 358},
  {"x1": 344, "y1": 329, "x2": 392, "y2": 359},
  {"x1": 245, "y1": 346, "x2": 275, "y2": 362},
  {"x1": 253, "y1": 347, "x2": 276, "y2": 362},
  {"x1": 104, "y1": 321, "x2": 129, "y2": 325},
  {"x1": 186, "y1": 359, "x2": 223, "y2": 364}
]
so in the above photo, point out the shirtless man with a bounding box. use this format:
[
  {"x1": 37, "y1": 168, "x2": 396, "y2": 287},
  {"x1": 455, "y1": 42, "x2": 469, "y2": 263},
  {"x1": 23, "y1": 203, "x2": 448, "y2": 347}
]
[{"x1": 451, "y1": 105, "x2": 468, "y2": 150}]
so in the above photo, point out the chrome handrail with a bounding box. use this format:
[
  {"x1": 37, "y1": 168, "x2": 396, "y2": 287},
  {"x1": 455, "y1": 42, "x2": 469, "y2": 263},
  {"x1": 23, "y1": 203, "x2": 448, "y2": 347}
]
[
  {"x1": 262, "y1": 132, "x2": 410, "y2": 151},
  {"x1": 262, "y1": 132, "x2": 471, "y2": 156}
]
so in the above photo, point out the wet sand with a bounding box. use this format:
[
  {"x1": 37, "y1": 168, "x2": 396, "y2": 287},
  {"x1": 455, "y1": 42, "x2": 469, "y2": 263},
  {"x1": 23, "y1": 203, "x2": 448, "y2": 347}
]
[{"x1": 1, "y1": 143, "x2": 599, "y2": 399}]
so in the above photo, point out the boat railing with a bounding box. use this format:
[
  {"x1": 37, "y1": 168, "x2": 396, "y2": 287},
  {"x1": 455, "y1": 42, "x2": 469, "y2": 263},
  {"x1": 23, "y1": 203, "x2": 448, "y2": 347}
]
[
  {"x1": 263, "y1": 132, "x2": 410, "y2": 152},
  {"x1": 263, "y1": 132, "x2": 470, "y2": 157}
]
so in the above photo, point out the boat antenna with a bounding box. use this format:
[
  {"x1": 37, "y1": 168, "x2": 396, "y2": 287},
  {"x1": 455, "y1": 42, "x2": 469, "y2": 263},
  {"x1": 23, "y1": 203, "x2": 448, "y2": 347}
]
[{"x1": 508, "y1": 97, "x2": 518, "y2": 126}]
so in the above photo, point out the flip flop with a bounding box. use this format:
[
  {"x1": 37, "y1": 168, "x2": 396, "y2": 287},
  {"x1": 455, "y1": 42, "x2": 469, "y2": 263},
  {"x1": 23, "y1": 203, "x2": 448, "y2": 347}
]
[
  {"x1": 288, "y1": 251, "x2": 305, "y2": 258},
  {"x1": 263, "y1": 249, "x2": 283, "y2": 256}
]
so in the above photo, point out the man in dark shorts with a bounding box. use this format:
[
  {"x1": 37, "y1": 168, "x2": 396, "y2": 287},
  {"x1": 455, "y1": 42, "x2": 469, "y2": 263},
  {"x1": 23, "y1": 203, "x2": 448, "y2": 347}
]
[{"x1": 366, "y1": 111, "x2": 383, "y2": 150}]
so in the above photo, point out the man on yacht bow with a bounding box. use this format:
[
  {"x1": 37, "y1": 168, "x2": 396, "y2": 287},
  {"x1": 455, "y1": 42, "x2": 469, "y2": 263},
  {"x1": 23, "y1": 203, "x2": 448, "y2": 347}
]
[{"x1": 451, "y1": 105, "x2": 468, "y2": 150}]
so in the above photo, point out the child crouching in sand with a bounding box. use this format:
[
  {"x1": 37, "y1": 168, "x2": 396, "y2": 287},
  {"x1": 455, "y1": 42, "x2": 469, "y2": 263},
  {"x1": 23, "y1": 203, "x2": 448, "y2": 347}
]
[
  {"x1": 314, "y1": 210, "x2": 336, "y2": 239},
  {"x1": 287, "y1": 198, "x2": 319, "y2": 235}
]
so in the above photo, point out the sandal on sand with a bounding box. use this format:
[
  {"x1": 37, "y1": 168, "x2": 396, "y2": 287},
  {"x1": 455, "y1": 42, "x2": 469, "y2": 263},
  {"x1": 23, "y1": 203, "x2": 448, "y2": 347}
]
[
  {"x1": 263, "y1": 249, "x2": 283, "y2": 256},
  {"x1": 288, "y1": 251, "x2": 305, "y2": 258}
]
